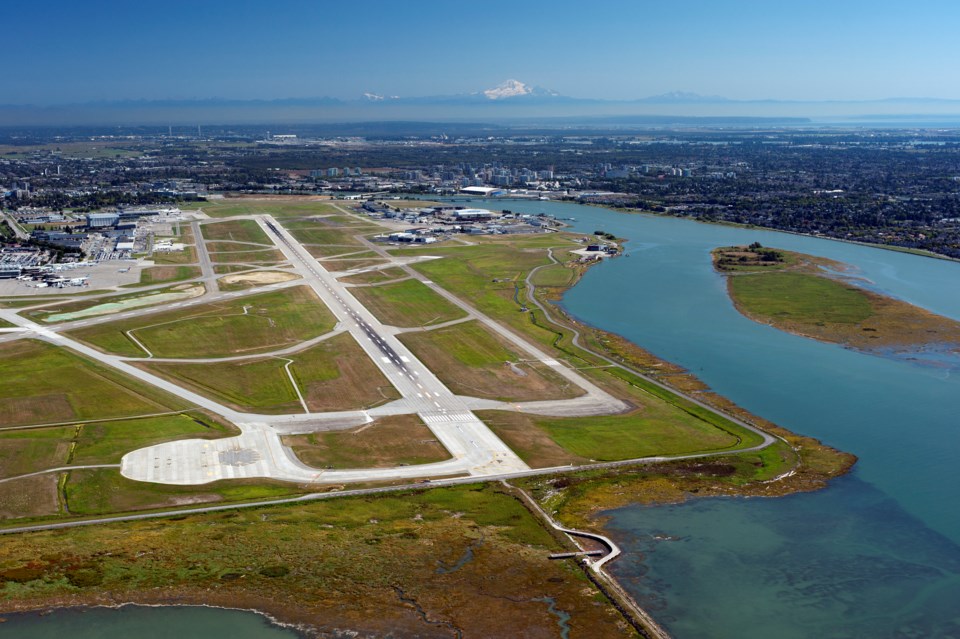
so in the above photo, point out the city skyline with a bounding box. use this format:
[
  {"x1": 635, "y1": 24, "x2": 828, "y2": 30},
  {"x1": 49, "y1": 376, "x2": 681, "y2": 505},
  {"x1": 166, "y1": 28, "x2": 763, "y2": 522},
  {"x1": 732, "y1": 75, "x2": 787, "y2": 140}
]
[{"x1": 7, "y1": 0, "x2": 960, "y2": 106}]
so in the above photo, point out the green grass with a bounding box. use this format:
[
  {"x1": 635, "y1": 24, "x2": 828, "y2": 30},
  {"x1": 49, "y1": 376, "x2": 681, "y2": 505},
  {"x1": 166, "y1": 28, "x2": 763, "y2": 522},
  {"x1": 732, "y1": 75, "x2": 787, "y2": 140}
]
[
  {"x1": 63, "y1": 469, "x2": 304, "y2": 516},
  {"x1": 287, "y1": 225, "x2": 366, "y2": 247},
  {"x1": 338, "y1": 267, "x2": 407, "y2": 285},
  {"x1": 142, "y1": 333, "x2": 399, "y2": 413},
  {"x1": 0, "y1": 340, "x2": 186, "y2": 428},
  {"x1": 0, "y1": 297, "x2": 86, "y2": 309},
  {"x1": 71, "y1": 414, "x2": 236, "y2": 465},
  {"x1": 192, "y1": 199, "x2": 340, "y2": 218},
  {"x1": 0, "y1": 414, "x2": 236, "y2": 479},
  {"x1": 729, "y1": 271, "x2": 874, "y2": 325},
  {"x1": 69, "y1": 286, "x2": 336, "y2": 358},
  {"x1": 284, "y1": 415, "x2": 449, "y2": 469},
  {"x1": 151, "y1": 245, "x2": 197, "y2": 265},
  {"x1": 350, "y1": 279, "x2": 467, "y2": 327},
  {"x1": 530, "y1": 264, "x2": 575, "y2": 287},
  {"x1": 0, "y1": 426, "x2": 72, "y2": 478},
  {"x1": 205, "y1": 241, "x2": 271, "y2": 252},
  {"x1": 137, "y1": 265, "x2": 202, "y2": 285},
  {"x1": 201, "y1": 219, "x2": 271, "y2": 245},
  {"x1": 26, "y1": 284, "x2": 204, "y2": 324},
  {"x1": 400, "y1": 321, "x2": 582, "y2": 402},
  {"x1": 401, "y1": 242, "x2": 561, "y2": 347},
  {"x1": 208, "y1": 248, "x2": 286, "y2": 264},
  {"x1": 536, "y1": 408, "x2": 740, "y2": 461},
  {"x1": 213, "y1": 264, "x2": 252, "y2": 274},
  {"x1": 144, "y1": 358, "x2": 302, "y2": 413}
]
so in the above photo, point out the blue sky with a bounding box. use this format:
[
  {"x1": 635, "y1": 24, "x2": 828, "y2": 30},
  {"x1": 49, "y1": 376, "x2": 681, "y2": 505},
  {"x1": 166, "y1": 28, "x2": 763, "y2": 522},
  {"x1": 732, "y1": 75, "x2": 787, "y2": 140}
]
[{"x1": 8, "y1": 0, "x2": 960, "y2": 104}]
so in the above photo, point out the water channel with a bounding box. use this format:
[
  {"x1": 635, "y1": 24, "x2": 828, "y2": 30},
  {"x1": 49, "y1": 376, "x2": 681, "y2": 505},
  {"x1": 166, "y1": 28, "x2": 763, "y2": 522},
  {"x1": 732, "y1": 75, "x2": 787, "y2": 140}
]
[
  {"x1": 4, "y1": 199, "x2": 959, "y2": 637},
  {"x1": 503, "y1": 199, "x2": 960, "y2": 638}
]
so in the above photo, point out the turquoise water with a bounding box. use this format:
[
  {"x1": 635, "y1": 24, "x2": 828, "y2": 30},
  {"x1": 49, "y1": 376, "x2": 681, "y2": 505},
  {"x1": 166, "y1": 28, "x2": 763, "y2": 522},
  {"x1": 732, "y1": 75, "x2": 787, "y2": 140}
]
[
  {"x1": 0, "y1": 606, "x2": 302, "y2": 638},
  {"x1": 5, "y1": 200, "x2": 960, "y2": 636},
  {"x1": 487, "y1": 199, "x2": 960, "y2": 637}
]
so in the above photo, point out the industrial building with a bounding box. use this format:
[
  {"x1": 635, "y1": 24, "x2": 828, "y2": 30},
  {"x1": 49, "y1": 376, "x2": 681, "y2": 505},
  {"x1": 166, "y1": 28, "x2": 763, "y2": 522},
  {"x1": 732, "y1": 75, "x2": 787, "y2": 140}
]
[
  {"x1": 85, "y1": 212, "x2": 120, "y2": 228},
  {"x1": 448, "y1": 208, "x2": 499, "y2": 222}
]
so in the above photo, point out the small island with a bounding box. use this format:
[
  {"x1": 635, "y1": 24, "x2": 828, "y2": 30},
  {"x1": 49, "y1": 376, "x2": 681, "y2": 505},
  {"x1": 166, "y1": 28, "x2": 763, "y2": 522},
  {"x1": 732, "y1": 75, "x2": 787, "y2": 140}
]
[{"x1": 713, "y1": 243, "x2": 960, "y2": 361}]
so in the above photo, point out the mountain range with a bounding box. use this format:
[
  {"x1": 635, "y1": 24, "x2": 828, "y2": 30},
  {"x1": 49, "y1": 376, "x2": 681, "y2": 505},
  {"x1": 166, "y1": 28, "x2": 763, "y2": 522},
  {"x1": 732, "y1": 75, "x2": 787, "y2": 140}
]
[{"x1": 3, "y1": 80, "x2": 960, "y2": 127}]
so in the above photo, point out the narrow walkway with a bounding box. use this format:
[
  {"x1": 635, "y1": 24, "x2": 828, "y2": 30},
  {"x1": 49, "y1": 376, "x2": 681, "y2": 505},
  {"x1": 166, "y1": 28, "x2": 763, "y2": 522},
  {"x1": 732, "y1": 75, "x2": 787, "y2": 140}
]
[
  {"x1": 507, "y1": 481, "x2": 672, "y2": 639},
  {"x1": 0, "y1": 464, "x2": 120, "y2": 484}
]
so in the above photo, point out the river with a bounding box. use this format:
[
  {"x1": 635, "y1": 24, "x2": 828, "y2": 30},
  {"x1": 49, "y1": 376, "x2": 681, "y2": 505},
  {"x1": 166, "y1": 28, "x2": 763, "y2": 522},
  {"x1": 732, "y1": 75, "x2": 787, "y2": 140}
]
[
  {"x1": 5, "y1": 200, "x2": 960, "y2": 637},
  {"x1": 497, "y1": 199, "x2": 960, "y2": 638}
]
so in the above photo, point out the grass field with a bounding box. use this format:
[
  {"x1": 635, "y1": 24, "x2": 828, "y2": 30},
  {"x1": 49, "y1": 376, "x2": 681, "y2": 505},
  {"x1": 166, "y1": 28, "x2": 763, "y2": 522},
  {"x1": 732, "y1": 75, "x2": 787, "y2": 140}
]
[
  {"x1": 0, "y1": 425, "x2": 72, "y2": 478},
  {"x1": 213, "y1": 264, "x2": 252, "y2": 274},
  {"x1": 399, "y1": 239, "x2": 566, "y2": 347},
  {"x1": 208, "y1": 248, "x2": 287, "y2": 264},
  {"x1": 0, "y1": 483, "x2": 629, "y2": 638},
  {"x1": 399, "y1": 321, "x2": 583, "y2": 402},
  {"x1": 142, "y1": 333, "x2": 399, "y2": 413},
  {"x1": 27, "y1": 283, "x2": 205, "y2": 323},
  {"x1": 144, "y1": 357, "x2": 303, "y2": 413},
  {"x1": 151, "y1": 245, "x2": 198, "y2": 265},
  {"x1": 71, "y1": 413, "x2": 236, "y2": 464},
  {"x1": 284, "y1": 415, "x2": 449, "y2": 469},
  {"x1": 205, "y1": 241, "x2": 272, "y2": 252},
  {"x1": 187, "y1": 198, "x2": 340, "y2": 219},
  {"x1": 723, "y1": 251, "x2": 960, "y2": 351},
  {"x1": 480, "y1": 403, "x2": 741, "y2": 466},
  {"x1": 138, "y1": 265, "x2": 202, "y2": 285},
  {"x1": 285, "y1": 224, "x2": 368, "y2": 247},
  {"x1": 62, "y1": 469, "x2": 306, "y2": 516},
  {"x1": 201, "y1": 219, "x2": 271, "y2": 244},
  {"x1": 305, "y1": 244, "x2": 375, "y2": 258},
  {"x1": 217, "y1": 271, "x2": 299, "y2": 291},
  {"x1": 530, "y1": 263, "x2": 576, "y2": 287},
  {"x1": 68, "y1": 286, "x2": 336, "y2": 358},
  {"x1": 0, "y1": 340, "x2": 186, "y2": 428},
  {"x1": 316, "y1": 258, "x2": 389, "y2": 271},
  {"x1": 0, "y1": 413, "x2": 236, "y2": 481},
  {"x1": 0, "y1": 141, "x2": 141, "y2": 159},
  {"x1": 0, "y1": 475, "x2": 59, "y2": 519},
  {"x1": 729, "y1": 271, "x2": 874, "y2": 325},
  {"x1": 338, "y1": 267, "x2": 407, "y2": 285},
  {"x1": 351, "y1": 279, "x2": 467, "y2": 327}
]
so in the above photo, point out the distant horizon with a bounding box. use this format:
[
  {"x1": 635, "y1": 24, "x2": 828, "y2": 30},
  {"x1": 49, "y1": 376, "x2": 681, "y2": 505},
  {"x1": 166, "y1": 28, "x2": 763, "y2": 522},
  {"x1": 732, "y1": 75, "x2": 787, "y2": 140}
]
[
  {"x1": 10, "y1": 81, "x2": 960, "y2": 108},
  {"x1": 9, "y1": 0, "x2": 960, "y2": 107}
]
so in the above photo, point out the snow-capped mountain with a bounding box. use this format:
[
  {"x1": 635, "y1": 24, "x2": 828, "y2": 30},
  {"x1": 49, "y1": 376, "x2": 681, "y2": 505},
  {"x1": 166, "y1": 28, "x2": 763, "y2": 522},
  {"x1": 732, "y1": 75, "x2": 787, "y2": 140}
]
[{"x1": 481, "y1": 79, "x2": 560, "y2": 100}]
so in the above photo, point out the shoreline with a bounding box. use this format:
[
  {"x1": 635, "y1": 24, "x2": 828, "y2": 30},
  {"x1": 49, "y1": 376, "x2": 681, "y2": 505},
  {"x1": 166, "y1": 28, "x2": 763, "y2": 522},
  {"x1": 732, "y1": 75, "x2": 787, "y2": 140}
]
[
  {"x1": 0, "y1": 601, "x2": 313, "y2": 637},
  {"x1": 0, "y1": 202, "x2": 856, "y2": 639},
  {"x1": 712, "y1": 245, "x2": 960, "y2": 366},
  {"x1": 595, "y1": 201, "x2": 960, "y2": 264}
]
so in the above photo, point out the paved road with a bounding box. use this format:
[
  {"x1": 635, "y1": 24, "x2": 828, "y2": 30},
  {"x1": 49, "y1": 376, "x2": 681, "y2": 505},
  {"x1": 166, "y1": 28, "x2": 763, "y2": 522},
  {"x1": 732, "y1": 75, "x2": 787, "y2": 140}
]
[
  {"x1": 524, "y1": 247, "x2": 779, "y2": 450},
  {"x1": 351, "y1": 225, "x2": 628, "y2": 418},
  {"x1": 117, "y1": 215, "x2": 534, "y2": 484},
  {"x1": 192, "y1": 220, "x2": 220, "y2": 294},
  {"x1": 0, "y1": 210, "x2": 774, "y2": 491}
]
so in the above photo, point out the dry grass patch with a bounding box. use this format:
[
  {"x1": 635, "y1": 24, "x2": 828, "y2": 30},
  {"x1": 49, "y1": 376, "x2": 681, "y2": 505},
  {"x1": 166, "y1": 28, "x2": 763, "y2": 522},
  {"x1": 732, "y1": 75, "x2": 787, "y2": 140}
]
[
  {"x1": 0, "y1": 475, "x2": 60, "y2": 519},
  {"x1": 477, "y1": 411, "x2": 585, "y2": 468},
  {"x1": 0, "y1": 340, "x2": 180, "y2": 428},
  {"x1": 399, "y1": 321, "x2": 584, "y2": 402},
  {"x1": 338, "y1": 267, "x2": 407, "y2": 285},
  {"x1": 284, "y1": 415, "x2": 450, "y2": 469},
  {"x1": 142, "y1": 333, "x2": 399, "y2": 413},
  {"x1": 351, "y1": 279, "x2": 467, "y2": 328},
  {"x1": 217, "y1": 271, "x2": 299, "y2": 291},
  {"x1": 201, "y1": 219, "x2": 271, "y2": 245}
]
